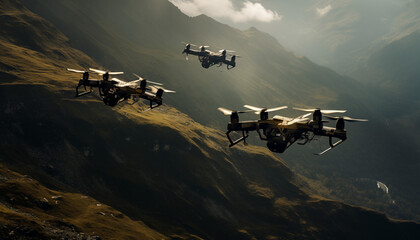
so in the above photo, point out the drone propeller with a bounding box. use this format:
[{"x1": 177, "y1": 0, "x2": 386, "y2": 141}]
[
  {"x1": 244, "y1": 105, "x2": 288, "y2": 114},
  {"x1": 181, "y1": 42, "x2": 197, "y2": 47},
  {"x1": 89, "y1": 68, "x2": 124, "y2": 75},
  {"x1": 149, "y1": 85, "x2": 176, "y2": 94},
  {"x1": 219, "y1": 49, "x2": 235, "y2": 53},
  {"x1": 283, "y1": 113, "x2": 312, "y2": 125},
  {"x1": 324, "y1": 115, "x2": 368, "y2": 122},
  {"x1": 132, "y1": 73, "x2": 164, "y2": 86},
  {"x1": 293, "y1": 107, "x2": 346, "y2": 114},
  {"x1": 132, "y1": 73, "x2": 145, "y2": 81},
  {"x1": 67, "y1": 68, "x2": 90, "y2": 73},
  {"x1": 111, "y1": 77, "x2": 126, "y2": 84},
  {"x1": 199, "y1": 45, "x2": 210, "y2": 51},
  {"x1": 217, "y1": 107, "x2": 252, "y2": 116}
]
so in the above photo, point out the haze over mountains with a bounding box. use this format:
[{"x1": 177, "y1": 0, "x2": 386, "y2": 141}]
[
  {"x1": 172, "y1": 0, "x2": 420, "y2": 75},
  {"x1": 1, "y1": 0, "x2": 420, "y2": 238}
]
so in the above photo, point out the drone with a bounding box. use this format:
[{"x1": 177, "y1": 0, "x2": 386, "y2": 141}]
[
  {"x1": 67, "y1": 68, "x2": 175, "y2": 109},
  {"x1": 182, "y1": 43, "x2": 238, "y2": 70},
  {"x1": 218, "y1": 105, "x2": 367, "y2": 155}
]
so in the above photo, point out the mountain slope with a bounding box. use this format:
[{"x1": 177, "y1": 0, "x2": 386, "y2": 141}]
[
  {"x1": 0, "y1": 165, "x2": 167, "y2": 240},
  {"x1": 18, "y1": 0, "x2": 420, "y2": 222},
  {"x1": 1, "y1": 0, "x2": 420, "y2": 239}
]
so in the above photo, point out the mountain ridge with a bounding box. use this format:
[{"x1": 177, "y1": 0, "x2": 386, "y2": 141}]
[{"x1": 1, "y1": 0, "x2": 420, "y2": 239}]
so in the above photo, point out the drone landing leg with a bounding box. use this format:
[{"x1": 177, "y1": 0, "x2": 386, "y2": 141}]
[
  {"x1": 146, "y1": 100, "x2": 161, "y2": 110},
  {"x1": 227, "y1": 130, "x2": 249, "y2": 147},
  {"x1": 315, "y1": 137, "x2": 345, "y2": 155},
  {"x1": 75, "y1": 84, "x2": 92, "y2": 97},
  {"x1": 128, "y1": 97, "x2": 139, "y2": 105},
  {"x1": 298, "y1": 135, "x2": 309, "y2": 145},
  {"x1": 257, "y1": 128, "x2": 267, "y2": 140}
]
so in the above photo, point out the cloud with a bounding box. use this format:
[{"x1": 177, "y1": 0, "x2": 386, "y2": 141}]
[
  {"x1": 316, "y1": 5, "x2": 332, "y2": 17},
  {"x1": 169, "y1": 0, "x2": 282, "y2": 23}
]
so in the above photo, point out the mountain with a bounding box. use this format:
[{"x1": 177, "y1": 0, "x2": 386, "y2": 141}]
[
  {"x1": 354, "y1": 29, "x2": 420, "y2": 156},
  {"x1": 0, "y1": 165, "x2": 167, "y2": 239},
  {"x1": 17, "y1": 0, "x2": 420, "y2": 222},
  {"x1": 1, "y1": 0, "x2": 420, "y2": 239}
]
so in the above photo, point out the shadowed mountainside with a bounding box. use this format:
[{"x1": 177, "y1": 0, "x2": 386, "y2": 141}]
[
  {"x1": 1, "y1": 0, "x2": 420, "y2": 239},
  {"x1": 17, "y1": 0, "x2": 420, "y2": 222},
  {"x1": 0, "y1": 165, "x2": 167, "y2": 239}
]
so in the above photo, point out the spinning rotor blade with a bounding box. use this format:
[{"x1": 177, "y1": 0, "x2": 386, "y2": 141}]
[
  {"x1": 89, "y1": 68, "x2": 106, "y2": 74},
  {"x1": 244, "y1": 105, "x2": 287, "y2": 114},
  {"x1": 89, "y1": 68, "x2": 124, "y2": 75},
  {"x1": 298, "y1": 113, "x2": 312, "y2": 119},
  {"x1": 67, "y1": 68, "x2": 88, "y2": 73},
  {"x1": 219, "y1": 49, "x2": 235, "y2": 53},
  {"x1": 111, "y1": 77, "x2": 126, "y2": 84},
  {"x1": 293, "y1": 107, "x2": 346, "y2": 114},
  {"x1": 266, "y1": 106, "x2": 288, "y2": 112},
  {"x1": 281, "y1": 113, "x2": 312, "y2": 126},
  {"x1": 149, "y1": 85, "x2": 175, "y2": 93},
  {"x1": 109, "y1": 71, "x2": 124, "y2": 75},
  {"x1": 132, "y1": 73, "x2": 163, "y2": 86},
  {"x1": 181, "y1": 42, "x2": 197, "y2": 47},
  {"x1": 243, "y1": 105, "x2": 263, "y2": 112},
  {"x1": 147, "y1": 80, "x2": 164, "y2": 86},
  {"x1": 217, "y1": 107, "x2": 252, "y2": 116},
  {"x1": 324, "y1": 116, "x2": 368, "y2": 122},
  {"x1": 132, "y1": 73, "x2": 145, "y2": 81},
  {"x1": 218, "y1": 107, "x2": 234, "y2": 116},
  {"x1": 285, "y1": 118, "x2": 310, "y2": 126}
]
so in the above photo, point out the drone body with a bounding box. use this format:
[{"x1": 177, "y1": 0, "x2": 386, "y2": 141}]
[
  {"x1": 219, "y1": 105, "x2": 367, "y2": 155},
  {"x1": 182, "y1": 43, "x2": 237, "y2": 70},
  {"x1": 67, "y1": 68, "x2": 175, "y2": 109}
]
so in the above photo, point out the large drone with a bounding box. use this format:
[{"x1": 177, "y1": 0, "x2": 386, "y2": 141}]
[
  {"x1": 67, "y1": 68, "x2": 175, "y2": 109},
  {"x1": 218, "y1": 105, "x2": 367, "y2": 155},
  {"x1": 182, "y1": 43, "x2": 237, "y2": 70}
]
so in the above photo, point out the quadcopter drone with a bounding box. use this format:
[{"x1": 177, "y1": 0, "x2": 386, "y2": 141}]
[
  {"x1": 218, "y1": 105, "x2": 367, "y2": 155},
  {"x1": 182, "y1": 43, "x2": 238, "y2": 70},
  {"x1": 67, "y1": 68, "x2": 175, "y2": 109}
]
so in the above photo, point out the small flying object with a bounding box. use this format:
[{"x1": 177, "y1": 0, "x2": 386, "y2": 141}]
[
  {"x1": 67, "y1": 68, "x2": 175, "y2": 109},
  {"x1": 182, "y1": 43, "x2": 238, "y2": 70},
  {"x1": 218, "y1": 105, "x2": 367, "y2": 155}
]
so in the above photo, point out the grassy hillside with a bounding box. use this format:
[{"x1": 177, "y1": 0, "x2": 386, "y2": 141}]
[
  {"x1": 1, "y1": 0, "x2": 420, "y2": 239},
  {"x1": 0, "y1": 165, "x2": 168, "y2": 239},
  {"x1": 18, "y1": 0, "x2": 420, "y2": 222}
]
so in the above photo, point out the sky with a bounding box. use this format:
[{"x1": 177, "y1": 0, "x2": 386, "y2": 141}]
[{"x1": 169, "y1": 0, "x2": 282, "y2": 23}]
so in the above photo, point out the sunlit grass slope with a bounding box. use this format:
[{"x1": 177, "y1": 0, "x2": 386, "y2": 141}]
[
  {"x1": 1, "y1": 0, "x2": 420, "y2": 239},
  {"x1": 0, "y1": 165, "x2": 168, "y2": 239}
]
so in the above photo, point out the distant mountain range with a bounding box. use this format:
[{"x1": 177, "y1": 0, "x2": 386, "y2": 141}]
[
  {"x1": 1, "y1": 0, "x2": 420, "y2": 238},
  {"x1": 220, "y1": 0, "x2": 420, "y2": 76}
]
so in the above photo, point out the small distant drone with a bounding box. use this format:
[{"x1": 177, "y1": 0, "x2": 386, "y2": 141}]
[
  {"x1": 218, "y1": 105, "x2": 367, "y2": 155},
  {"x1": 182, "y1": 43, "x2": 238, "y2": 70},
  {"x1": 67, "y1": 68, "x2": 175, "y2": 109}
]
